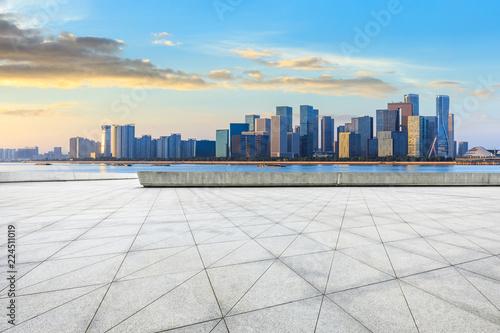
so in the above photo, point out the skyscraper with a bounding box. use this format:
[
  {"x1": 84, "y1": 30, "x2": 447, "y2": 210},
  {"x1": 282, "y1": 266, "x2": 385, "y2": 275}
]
[
  {"x1": 321, "y1": 116, "x2": 334, "y2": 153},
  {"x1": 336, "y1": 125, "x2": 346, "y2": 154},
  {"x1": 425, "y1": 116, "x2": 438, "y2": 157},
  {"x1": 404, "y1": 94, "x2": 419, "y2": 115},
  {"x1": 245, "y1": 115, "x2": 260, "y2": 132},
  {"x1": 135, "y1": 135, "x2": 152, "y2": 159},
  {"x1": 436, "y1": 95, "x2": 450, "y2": 157},
  {"x1": 313, "y1": 109, "x2": 319, "y2": 152},
  {"x1": 408, "y1": 116, "x2": 429, "y2": 157},
  {"x1": 387, "y1": 102, "x2": 413, "y2": 132},
  {"x1": 376, "y1": 109, "x2": 399, "y2": 134},
  {"x1": 448, "y1": 113, "x2": 455, "y2": 158},
  {"x1": 354, "y1": 116, "x2": 373, "y2": 156},
  {"x1": 299, "y1": 105, "x2": 315, "y2": 157},
  {"x1": 339, "y1": 132, "x2": 361, "y2": 158},
  {"x1": 216, "y1": 129, "x2": 229, "y2": 158},
  {"x1": 255, "y1": 118, "x2": 271, "y2": 132},
  {"x1": 230, "y1": 123, "x2": 250, "y2": 157},
  {"x1": 194, "y1": 140, "x2": 216, "y2": 157},
  {"x1": 458, "y1": 142, "x2": 469, "y2": 157},
  {"x1": 378, "y1": 131, "x2": 408, "y2": 157},
  {"x1": 276, "y1": 106, "x2": 293, "y2": 132},
  {"x1": 271, "y1": 115, "x2": 287, "y2": 157},
  {"x1": 100, "y1": 125, "x2": 111, "y2": 157},
  {"x1": 168, "y1": 134, "x2": 181, "y2": 159}
]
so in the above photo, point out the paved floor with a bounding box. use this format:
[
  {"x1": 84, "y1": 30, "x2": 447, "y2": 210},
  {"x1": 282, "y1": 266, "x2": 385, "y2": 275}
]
[{"x1": 0, "y1": 180, "x2": 499, "y2": 332}]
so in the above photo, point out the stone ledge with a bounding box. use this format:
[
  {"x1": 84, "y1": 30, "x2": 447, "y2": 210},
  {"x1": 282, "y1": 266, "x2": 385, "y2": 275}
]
[
  {"x1": 137, "y1": 171, "x2": 500, "y2": 187},
  {"x1": 0, "y1": 172, "x2": 138, "y2": 183}
]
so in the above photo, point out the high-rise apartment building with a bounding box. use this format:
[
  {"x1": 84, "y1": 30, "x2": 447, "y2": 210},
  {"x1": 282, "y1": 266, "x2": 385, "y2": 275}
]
[
  {"x1": 111, "y1": 124, "x2": 135, "y2": 159},
  {"x1": 168, "y1": 134, "x2": 181, "y2": 159},
  {"x1": 100, "y1": 125, "x2": 111, "y2": 157},
  {"x1": 276, "y1": 106, "x2": 293, "y2": 132},
  {"x1": 321, "y1": 116, "x2": 334, "y2": 153},
  {"x1": 436, "y1": 95, "x2": 450, "y2": 157},
  {"x1": 69, "y1": 138, "x2": 99, "y2": 159}
]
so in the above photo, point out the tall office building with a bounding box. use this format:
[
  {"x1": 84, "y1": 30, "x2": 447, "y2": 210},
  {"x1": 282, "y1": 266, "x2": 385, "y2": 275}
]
[
  {"x1": 111, "y1": 125, "x2": 121, "y2": 158},
  {"x1": 255, "y1": 118, "x2": 271, "y2": 132},
  {"x1": 100, "y1": 125, "x2": 111, "y2": 157},
  {"x1": 448, "y1": 114, "x2": 455, "y2": 158},
  {"x1": 408, "y1": 116, "x2": 429, "y2": 157},
  {"x1": 230, "y1": 123, "x2": 250, "y2": 158},
  {"x1": 276, "y1": 106, "x2": 293, "y2": 132},
  {"x1": 457, "y1": 142, "x2": 469, "y2": 157},
  {"x1": 194, "y1": 140, "x2": 216, "y2": 157},
  {"x1": 436, "y1": 95, "x2": 451, "y2": 157},
  {"x1": 216, "y1": 129, "x2": 229, "y2": 158},
  {"x1": 387, "y1": 102, "x2": 413, "y2": 132},
  {"x1": 245, "y1": 115, "x2": 260, "y2": 132},
  {"x1": 353, "y1": 116, "x2": 373, "y2": 156},
  {"x1": 299, "y1": 105, "x2": 316, "y2": 157},
  {"x1": 376, "y1": 109, "x2": 399, "y2": 134},
  {"x1": 336, "y1": 125, "x2": 346, "y2": 154},
  {"x1": 313, "y1": 109, "x2": 319, "y2": 152},
  {"x1": 270, "y1": 115, "x2": 287, "y2": 157},
  {"x1": 404, "y1": 94, "x2": 419, "y2": 115},
  {"x1": 425, "y1": 116, "x2": 438, "y2": 157},
  {"x1": 339, "y1": 132, "x2": 361, "y2": 158},
  {"x1": 287, "y1": 132, "x2": 300, "y2": 158},
  {"x1": 378, "y1": 131, "x2": 408, "y2": 157},
  {"x1": 53, "y1": 147, "x2": 62, "y2": 159},
  {"x1": 321, "y1": 116, "x2": 334, "y2": 153}
]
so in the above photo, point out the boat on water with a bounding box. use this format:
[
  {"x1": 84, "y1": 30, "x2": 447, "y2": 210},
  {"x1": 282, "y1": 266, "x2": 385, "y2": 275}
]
[
  {"x1": 258, "y1": 164, "x2": 285, "y2": 168},
  {"x1": 109, "y1": 163, "x2": 132, "y2": 166},
  {"x1": 35, "y1": 163, "x2": 52, "y2": 165}
]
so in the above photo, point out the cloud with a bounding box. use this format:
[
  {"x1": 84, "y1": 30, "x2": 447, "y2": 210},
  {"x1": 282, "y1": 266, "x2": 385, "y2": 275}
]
[
  {"x1": 0, "y1": 103, "x2": 77, "y2": 117},
  {"x1": 206, "y1": 69, "x2": 234, "y2": 81},
  {"x1": 0, "y1": 15, "x2": 207, "y2": 90},
  {"x1": 239, "y1": 73, "x2": 398, "y2": 98},
  {"x1": 151, "y1": 32, "x2": 172, "y2": 38},
  {"x1": 232, "y1": 48, "x2": 278, "y2": 60},
  {"x1": 232, "y1": 48, "x2": 336, "y2": 70},
  {"x1": 152, "y1": 40, "x2": 182, "y2": 46},
  {"x1": 468, "y1": 89, "x2": 499, "y2": 101},
  {"x1": 244, "y1": 69, "x2": 264, "y2": 79},
  {"x1": 424, "y1": 81, "x2": 465, "y2": 93}
]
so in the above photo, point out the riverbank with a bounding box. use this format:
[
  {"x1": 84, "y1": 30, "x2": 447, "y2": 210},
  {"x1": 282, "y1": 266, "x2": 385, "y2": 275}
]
[{"x1": 36, "y1": 160, "x2": 457, "y2": 165}]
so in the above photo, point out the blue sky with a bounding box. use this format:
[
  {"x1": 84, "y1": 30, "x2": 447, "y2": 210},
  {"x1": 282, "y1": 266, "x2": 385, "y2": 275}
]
[{"x1": 1, "y1": 0, "x2": 500, "y2": 152}]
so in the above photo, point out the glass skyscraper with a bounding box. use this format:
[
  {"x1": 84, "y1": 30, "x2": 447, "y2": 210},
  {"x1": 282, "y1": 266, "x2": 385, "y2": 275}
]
[
  {"x1": 230, "y1": 123, "x2": 250, "y2": 157},
  {"x1": 245, "y1": 115, "x2": 260, "y2": 132},
  {"x1": 354, "y1": 116, "x2": 373, "y2": 156},
  {"x1": 376, "y1": 109, "x2": 399, "y2": 134},
  {"x1": 321, "y1": 116, "x2": 334, "y2": 153},
  {"x1": 276, "y1": 106, "x2": 293, "y2": 133},
  {"x1": 436, "y1": 95, "x2": 450, "y2": 157},
  {"x1": 404, "y1": 93, "x2": 419, "y2": 116},
  {"x1": 408, "y1": 116, "x2": 429, "y2": 157},
  {"x1": 216, "y1": 129, "x2": 229, "y2": 158},
  {"x1": 299, "y1": 105, "x2": 315, "y2": 157}
]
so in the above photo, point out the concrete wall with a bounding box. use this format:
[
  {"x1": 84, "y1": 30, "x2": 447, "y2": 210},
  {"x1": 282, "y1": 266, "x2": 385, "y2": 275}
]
[
  {"x1": 0, "y1": 172, "x2": 138, "y2": 183},
  {"x1": 137, "y1": 171, "x2": 500, "y2": 187}
]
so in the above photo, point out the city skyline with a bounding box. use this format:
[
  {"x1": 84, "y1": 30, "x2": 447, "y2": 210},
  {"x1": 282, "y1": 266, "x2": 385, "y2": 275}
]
[{"x1": 1, "y1": 1, "x2": 500, "y2": 152}]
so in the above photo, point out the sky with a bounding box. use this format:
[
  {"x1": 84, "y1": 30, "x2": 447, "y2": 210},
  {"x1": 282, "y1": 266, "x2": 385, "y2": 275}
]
[{"x1": 1, "y1": 0, "x2": 500, "y2": 153}]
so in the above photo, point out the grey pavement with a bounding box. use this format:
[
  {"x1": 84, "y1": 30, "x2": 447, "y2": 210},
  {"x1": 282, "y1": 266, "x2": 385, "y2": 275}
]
[{"x1": 0, "y1": 179, "x2": 499, "y2": 332}]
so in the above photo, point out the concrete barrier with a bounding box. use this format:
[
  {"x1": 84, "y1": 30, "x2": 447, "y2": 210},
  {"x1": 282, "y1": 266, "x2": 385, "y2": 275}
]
[
  {"x1": 0, "y1": 172, "x2": 138, "y2": 183},
  {"x1": 137, "y1": 171, "x2": 500, "y2": 187}
]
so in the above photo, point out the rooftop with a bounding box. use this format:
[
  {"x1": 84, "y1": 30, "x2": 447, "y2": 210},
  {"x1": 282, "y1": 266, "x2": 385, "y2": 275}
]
[{"x1": 1, "y1": 180, "x2": 499, "y2": 332}]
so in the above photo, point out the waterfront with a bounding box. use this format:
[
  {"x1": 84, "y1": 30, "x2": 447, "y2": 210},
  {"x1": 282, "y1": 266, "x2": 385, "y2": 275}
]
[{"x1": 1, "y1": 162, "x2": 500, "y2": 174}]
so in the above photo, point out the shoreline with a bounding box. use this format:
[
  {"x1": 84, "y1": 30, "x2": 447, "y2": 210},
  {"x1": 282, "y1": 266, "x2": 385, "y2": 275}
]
[{"x1": 23, "y1": 160, "x2": 458, "y2": 166}]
